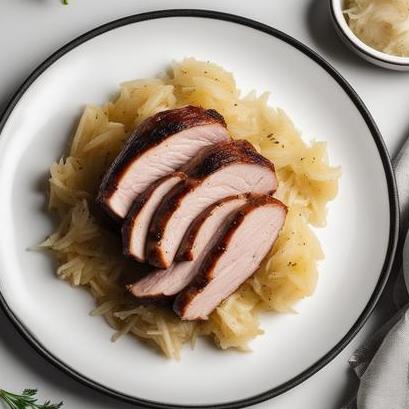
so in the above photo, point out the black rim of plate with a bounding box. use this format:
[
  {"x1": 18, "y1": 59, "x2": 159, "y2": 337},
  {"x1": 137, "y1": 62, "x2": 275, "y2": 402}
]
[{"x1": 0, "y1": 9, "x2": 399, "y2": 409}]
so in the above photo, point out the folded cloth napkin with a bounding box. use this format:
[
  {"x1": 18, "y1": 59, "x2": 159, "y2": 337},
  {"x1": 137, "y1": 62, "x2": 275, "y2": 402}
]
[
  {"x1": 344, "y1": 305, "x2": 409, "y2": 409},
  {"x1": 342, "y1": 137, "x2": 409, "y2": 409}
]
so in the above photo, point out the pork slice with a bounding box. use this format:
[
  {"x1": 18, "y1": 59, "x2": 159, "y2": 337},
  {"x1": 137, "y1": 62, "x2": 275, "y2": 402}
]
[
  {"x1": 128, "y1": 195, "x2": 247, "y2": 299},
  {"x1": 175, "y1": 194, "x2": 249, "y2": 262},
  {"x1": 146, "y1": 140, "x2": 277, "y2": 268},
  {"x1": 97, "y1": 106, "x2": 229, "y2": 221},
  {"x1": 122, "y1": 173, "x2": 186, "y2": 262},
  {"x1": 174, "y1": 196, "x2": 287, "y2": 320}
]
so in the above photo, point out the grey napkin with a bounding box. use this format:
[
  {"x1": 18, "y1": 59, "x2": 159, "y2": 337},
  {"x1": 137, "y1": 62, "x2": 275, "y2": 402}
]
[
  {"x1": 344, "y1": 306, "x2": 409, "y2": 409},
  {"x1": 342, "y1": 137, "x2": 409, "y2": 409}
]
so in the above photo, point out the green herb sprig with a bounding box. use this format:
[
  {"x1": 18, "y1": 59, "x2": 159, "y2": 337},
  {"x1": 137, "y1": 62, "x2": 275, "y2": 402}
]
[{"x1": 0, "y1": 388, "x2": 63, "y2": 409}]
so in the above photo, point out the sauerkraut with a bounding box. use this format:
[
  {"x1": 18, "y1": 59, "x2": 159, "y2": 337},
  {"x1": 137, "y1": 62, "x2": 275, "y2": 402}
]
[
  {"x1": 40, "y1": 58, "x2": 340, "y2": 358},
  {"x1": 344, "y1": 0, "x2": 409, "y2": 57}
]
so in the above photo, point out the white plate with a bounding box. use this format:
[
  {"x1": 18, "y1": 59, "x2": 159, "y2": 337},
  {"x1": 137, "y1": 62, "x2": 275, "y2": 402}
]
[{"x1": 0, "y1": 10, "x2": 398, "y2": 409}]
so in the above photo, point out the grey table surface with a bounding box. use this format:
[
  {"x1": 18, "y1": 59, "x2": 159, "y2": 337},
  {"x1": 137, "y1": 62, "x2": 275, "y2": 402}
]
[{"x1": 0, "y1": 1, "x2": 408, "y2": 408}]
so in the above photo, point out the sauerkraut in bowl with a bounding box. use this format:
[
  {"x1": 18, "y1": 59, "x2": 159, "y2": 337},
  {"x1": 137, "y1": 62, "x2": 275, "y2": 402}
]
[
  {"x1": 330, "y1": 0, "x2": 409, "y2": 69},
  {"x1": 39, "y1": 58, "x2": 340, "y2": 359},
  {"x1": 344, "y1": 0, "x2": 409, "y2": 57}
]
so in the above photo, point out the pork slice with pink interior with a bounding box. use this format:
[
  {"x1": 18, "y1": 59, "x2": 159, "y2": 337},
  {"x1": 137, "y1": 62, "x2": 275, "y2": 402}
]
[
  {"x1": 122, "y1": 172, "x2": 186, "y2": 262},
  {"x1": 97, "y1": 106, "x2": 229, "y2": 221},
  {"x1": 146, "y1": 140, "x2": 278, "y2": 269},
  {"x1": 174, "y1": 196, "x2": 287, "y2": 321},
  {"x1": 128, "y1": 195, "x2": 247, "y2": 299}
]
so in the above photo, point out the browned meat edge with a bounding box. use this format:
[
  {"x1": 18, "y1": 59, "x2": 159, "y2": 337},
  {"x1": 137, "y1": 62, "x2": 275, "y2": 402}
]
[
  {"x1": 145, "y1": 179, "x2": 199, "y2": 267},
  {"x1": 182, "y1": 139, "x2": 275, "y2": 179},
  {"x1": 175, "y1": 194, "x2": 246, "y2": 262},
  {"x1": 173, "y1": 195, "x2": 287, "y2": 318},
  {"x1": 96, "y1": 106, "x2": 226, "y2": 221},
  {"x1": 146, "y1": 140, "x2": 277, "y2": 267},
  {"x1": 121, "y1": 172, "x2": 187, "y2": 261}
]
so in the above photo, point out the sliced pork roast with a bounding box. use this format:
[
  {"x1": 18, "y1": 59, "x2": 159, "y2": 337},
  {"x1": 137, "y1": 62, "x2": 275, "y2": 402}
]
[
  {"x1": 174, "y1": 195, "x2": 287, "y2": 320},
  {"x1": 128, "y1": 195, "x2": 247, "y2": 299},
  {"x1": 97, "y1": 106, "x2": 229, "y2": 221},
  {"x1": 122, "y1": 173, "x2": 186, "y2": 262},
  {"x1": 146, "y1": 140, "x2": 278, "y2": 269}
]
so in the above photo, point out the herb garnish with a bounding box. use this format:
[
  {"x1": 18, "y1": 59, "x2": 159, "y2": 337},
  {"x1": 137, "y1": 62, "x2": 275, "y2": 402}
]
[{"x1": 0, "y1": 387, "x2": 63, "y2": 409}]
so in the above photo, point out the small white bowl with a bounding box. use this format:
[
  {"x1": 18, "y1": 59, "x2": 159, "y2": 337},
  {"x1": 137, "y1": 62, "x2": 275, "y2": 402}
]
[{"x1": 330, "y1": 0, "x2": 409, "y2": 71}]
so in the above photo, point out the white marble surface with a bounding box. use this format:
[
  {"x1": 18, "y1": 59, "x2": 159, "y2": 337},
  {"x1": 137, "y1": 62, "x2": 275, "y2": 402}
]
[{"x1": 0, "y1": 1, "x2": 408, "y2": 408}]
